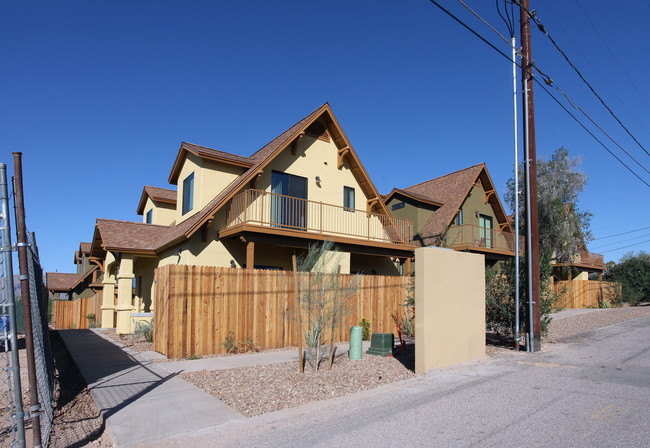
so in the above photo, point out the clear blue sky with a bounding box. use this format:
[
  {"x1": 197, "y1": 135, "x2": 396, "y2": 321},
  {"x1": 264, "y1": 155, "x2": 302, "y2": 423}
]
[{"x1": 2, "y1": 1, "x2": 649, "y2": 275}]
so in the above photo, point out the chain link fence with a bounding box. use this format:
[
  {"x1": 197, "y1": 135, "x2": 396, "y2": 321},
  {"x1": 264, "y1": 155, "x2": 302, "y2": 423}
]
[{"x1": 26, "y1": 230, "x2": 56, "y2": 447}]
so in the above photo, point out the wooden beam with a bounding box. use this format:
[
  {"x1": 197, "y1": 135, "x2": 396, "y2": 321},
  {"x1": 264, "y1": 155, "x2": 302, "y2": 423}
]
[
  {"x1": 484, "y1": 190, "x2": 496, "y2": 203},
  {"x1": 246, "y1": 241, "x2": 255, "y2": 271},
  {"x1": 366, "y1": 197, "x2": 379, "y2": 213},
  {"x1": 337, "y1": 146, "x2": 350, "y2": 169},
  {"x1": 250, "y1": 171, "x2": 263, "y2": 189},
  {"x1": 202, "y1": 218, "x2": 213, "y2": 242},
  {"x1": 291, "y1": 132, "x2": 305, "y2": 156},
  {"x1": 499, "y1": 222, "x2": 509, "y2": 231}
]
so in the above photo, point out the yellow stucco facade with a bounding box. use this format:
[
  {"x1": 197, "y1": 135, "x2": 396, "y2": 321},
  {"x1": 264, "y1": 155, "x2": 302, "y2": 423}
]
[{"x1": 142, "y1": 197, "x2": 176, "y2": 226}]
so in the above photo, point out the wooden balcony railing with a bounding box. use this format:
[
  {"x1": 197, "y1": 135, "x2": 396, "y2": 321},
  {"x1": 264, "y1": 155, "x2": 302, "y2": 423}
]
[
  {"x1": 225, "y1": 189, "x2": 413, "y2": 246},
  {"x1": 577, "y1": 251, "x2": 604, "y2": 268},
  {"x1": 441, "y1": 224, "x2": 524, "y2": 255}
]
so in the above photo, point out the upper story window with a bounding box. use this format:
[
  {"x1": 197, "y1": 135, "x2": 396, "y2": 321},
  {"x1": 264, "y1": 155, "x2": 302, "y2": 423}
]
[
  {"x1": 182, "y1": 172, "x2": 194, "y2": 215},
  {"x1": 344, "y1": 186, "x2": 355, "y2": 211},
  {"x1": 145, "y1": 209, "x2": 153, "y2": 224},
  {"x1": 455, "y1": 207, "x2": 463, "y2": 225},
  {"x1": 392, "y1": 201, "x2": 405, "y2": 211}
]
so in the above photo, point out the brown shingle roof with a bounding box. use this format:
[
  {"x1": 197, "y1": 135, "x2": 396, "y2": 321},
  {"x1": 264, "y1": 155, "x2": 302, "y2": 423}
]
[
  {"x1": 47, "y1": 273, "x2": 82, "y2": 291},
  {"x1": 398, "y1": 164, "x2": 486, "y2": 241},
  {"x1": 94, "y1": 219, "x2": 170, "y2": 254},
  {"x1": 79, "y1": 242, "x2": 91, "y2": 254},
  {"x1": 137, "y1": 185, "x2": 177, "y2": 215}
]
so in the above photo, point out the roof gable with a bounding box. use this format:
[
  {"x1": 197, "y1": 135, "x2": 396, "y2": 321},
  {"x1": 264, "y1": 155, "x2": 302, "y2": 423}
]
[
  {"x1": 394, "y1": 164, "x2": 512, "y2": 240},
  {"x1": 137, "y1": 185, "x2": 177, "y2": 215},
  {"x1": 168, "y1": 142, "x2": 254, "y2": 185}
]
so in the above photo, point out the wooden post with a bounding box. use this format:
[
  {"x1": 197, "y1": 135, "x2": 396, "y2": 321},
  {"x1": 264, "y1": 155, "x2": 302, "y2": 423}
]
[
  {"x1": 246, "y1": 241, "x2": 254, "y2": 271},
  {"x1": 292, "y1": 255, "x2": 304, "y2": 373},
  {"x1": 404, "y1": 258, "x2": 411, "y2": 277}
]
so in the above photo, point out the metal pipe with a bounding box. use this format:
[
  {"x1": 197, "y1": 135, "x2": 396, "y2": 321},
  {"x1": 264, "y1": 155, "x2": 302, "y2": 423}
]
[
  {"x1": 512, "y1": 36, "x2": 521, "y2": 351},
  {"x1": 0, "y1": 163, "x2": 26, "y2": 447}
]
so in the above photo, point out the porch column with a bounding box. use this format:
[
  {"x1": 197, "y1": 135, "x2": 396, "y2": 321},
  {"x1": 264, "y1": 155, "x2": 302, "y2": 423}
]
[
  {"x1": 404, "y1": 257, "x2": 412, "y2": 277},
  {"x1": 247, "y1": 241, "x2": 255, "y2": 270},
  {"x1": 101, "y1": 251, "x2": 116, "y2": 329},
  {"x1": 116, "y1": 253, "x2": 135, "y2": 334}
]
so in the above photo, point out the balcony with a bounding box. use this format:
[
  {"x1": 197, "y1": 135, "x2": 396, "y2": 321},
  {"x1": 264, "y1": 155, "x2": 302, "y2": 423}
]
[
  {"x1": 223, "y1": 189, "x2": 413, "y2": 248},
  {"x1": 440, "y1": 224, "x2": 524, "y2": 256},
  {"x1": 555, "y1": 250, "x2": 605, "y2": 270}
]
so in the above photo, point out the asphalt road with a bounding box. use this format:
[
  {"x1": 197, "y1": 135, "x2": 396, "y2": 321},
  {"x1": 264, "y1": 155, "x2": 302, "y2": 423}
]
[{"x1": 148, "y1": 315, "x2": 650, "y2": 448}]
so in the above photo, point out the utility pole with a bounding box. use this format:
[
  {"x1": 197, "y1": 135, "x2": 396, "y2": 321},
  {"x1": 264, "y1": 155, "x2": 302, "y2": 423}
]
[
  {"x1": 13, "y1": 152, "x2": 43, "y2": 446},
  {"x1": 520, "y1": 0, "x2": 542, "y2": 351}
]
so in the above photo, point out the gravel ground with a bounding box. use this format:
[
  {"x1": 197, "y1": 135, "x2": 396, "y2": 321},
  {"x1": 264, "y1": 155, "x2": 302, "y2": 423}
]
[
  {"x1": 181, "y1": 353, "x2": 415, "y2": 417},
  {"x1": 101, "y1": 328, "x2": 153, "y2": 352},
  {"x1": 41, "y1": 304, "x2": 650, "y2": 444}
]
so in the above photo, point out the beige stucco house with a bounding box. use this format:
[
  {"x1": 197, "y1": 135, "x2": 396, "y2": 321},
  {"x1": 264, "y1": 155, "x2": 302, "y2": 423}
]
[
  {"x1": 384, "y1": 163, "x2": 520, "y2": 269},
  {"x1": 90, "y1": 103, "x2": 414, "y2": 333}
]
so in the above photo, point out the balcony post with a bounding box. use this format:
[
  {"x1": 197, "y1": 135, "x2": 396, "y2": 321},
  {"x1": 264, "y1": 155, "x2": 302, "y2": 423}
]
[
  {"x1": 244, "y1": 190, "x2": 248, "y2": 223},
  {"x1": 246, "y1": 241, "x2": 255, "y2": 271},
  {"x1": 320, "y1": 201, "x2": 323, "y2": 233}
]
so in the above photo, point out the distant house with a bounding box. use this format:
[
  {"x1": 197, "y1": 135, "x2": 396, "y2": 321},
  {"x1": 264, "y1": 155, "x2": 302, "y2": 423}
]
[
  {"x1": 89, "y1": 103, "x2": 414, "y2": 333},
  {"x1": 384, "y1": 163, "x2": 520, "y2": 269},
  {"x1": 47, "y1": 242, "x2": 102, "y2": 300}
]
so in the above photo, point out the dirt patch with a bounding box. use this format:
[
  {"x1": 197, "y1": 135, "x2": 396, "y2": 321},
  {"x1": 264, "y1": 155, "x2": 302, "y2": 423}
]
[{"x1": 100, "y1": 328, "x2": 153, "y2": 352}]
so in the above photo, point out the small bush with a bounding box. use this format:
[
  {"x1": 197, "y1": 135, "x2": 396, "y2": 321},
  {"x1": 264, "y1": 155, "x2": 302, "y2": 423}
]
[
  {"x1": 133, "y1": 319, "x2": 153, "y2": 343},
  {"x1": 360, "y1": 317, "x2": 371, "y2": 340},
  {"x1": 222, "y1": 331, "x2": 260, "y2": 354},
  {"x1": 86, "y1": 313, "x2": 98, "y2": 328}
]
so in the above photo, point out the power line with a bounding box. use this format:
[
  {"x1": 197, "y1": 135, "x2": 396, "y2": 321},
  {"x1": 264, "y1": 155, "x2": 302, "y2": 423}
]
[
  {"x1": 592, "y1": 232, "x2": 650, "y2": 250},
  {"x1": 601, "y1": 238, "x2": 650, "y2": 253},
  {"x1": 573, "y1": 0, "x2": 650, "y2": 112},
  {"x1": 426, "y1": 0, "x2": 650, "y2": 188},
  {"x1": 593, "y1": 225, "x2": 650, "y2": 241},
  {"x1": 511, "y1": 0, "x2": 650, "y2": 158},
  {"x1": 536, "y1": 0, "x2": 650, "y2": 136}
]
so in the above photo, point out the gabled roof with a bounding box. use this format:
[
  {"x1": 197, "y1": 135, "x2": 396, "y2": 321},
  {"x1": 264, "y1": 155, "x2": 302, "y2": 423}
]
[
  {"x1": 47, "y1": 265, "x2": 98, "y2": 292},
  {"x1": 90, "y1": 219, "x2": 170, "y2": 256},
  {"x1": 137, "y1": 185, "x2": 177, "y2": 215},
  {"x1": 168, "y1": 142, "x2": 254, "y2": 185},
  {"x1": 91, "y1": 103, "x2": 394, "y2": 255},
  {"x1": 74, "y1": 242, "x2": 92, "y2": 264},
  {"x1": 387, "y1": 163, "x2": 511, "y2": 240},
  {"x1": 383, "y1": 188, "x2": 444, "y2": 208}
]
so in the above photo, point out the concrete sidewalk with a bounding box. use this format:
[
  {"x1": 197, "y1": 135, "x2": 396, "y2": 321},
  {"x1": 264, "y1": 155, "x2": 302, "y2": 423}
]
[
  {"x1": 59, "y1": 329, "x2": 370, "y2": 447},
  {"x1": 58, "y1": 329, "x2": 245, "y2": 447}
]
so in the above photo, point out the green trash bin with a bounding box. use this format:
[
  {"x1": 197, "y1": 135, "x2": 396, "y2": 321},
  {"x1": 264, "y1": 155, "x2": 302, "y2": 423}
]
[
  {"x1": 366, "y1": 333, "x2": 394, "y2": 357},
  {"x1": 349, "y1": 326, "x2": 362, "y2": 360}
]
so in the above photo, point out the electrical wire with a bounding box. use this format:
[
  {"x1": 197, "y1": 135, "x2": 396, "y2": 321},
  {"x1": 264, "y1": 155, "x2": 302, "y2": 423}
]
[
  {"x1": 427, "y1": 0, "x2": 650, "y2": 188},
  {"x1": 592, "y1": 232, "x2": 650, "y2": 250},
  {"x1": 601, "y1": 238, "x2": 650, "y2": 253},
  {"x1": 496, "y1": 0, "x2": 516, "y2": 38},
  {"x1": 593, "y1": 225, "x2": 650, "y2": 241},
  {"x1": 573, "y1": 0, "x2": 650, "y2": 111},
  {"x1": 511, "y1": 0, "x2": 650, "y2": 158}
]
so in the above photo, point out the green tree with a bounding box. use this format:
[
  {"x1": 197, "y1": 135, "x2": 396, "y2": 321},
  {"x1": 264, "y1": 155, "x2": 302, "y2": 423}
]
[
  {"x1": 505, "y1": 147, "x2": 592, "y2": 263},
  {"x1": 604, "y1": 251, "x2": 650, "y2": 305}
]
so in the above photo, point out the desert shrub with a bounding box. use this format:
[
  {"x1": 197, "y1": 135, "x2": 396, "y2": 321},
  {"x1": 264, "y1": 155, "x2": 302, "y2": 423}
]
[
  {"x1": 133, "y1": 319, "x2": 153, "y2": 342},
  {"x1": 86, "y1": 313, "x2": 98, "y2": 328},
  {"x1": 222, "y1": 331, "x2": 260, "y2": 354},
  {"x1": 360, "y1": 317, "x2": 371, "y2": 340}
]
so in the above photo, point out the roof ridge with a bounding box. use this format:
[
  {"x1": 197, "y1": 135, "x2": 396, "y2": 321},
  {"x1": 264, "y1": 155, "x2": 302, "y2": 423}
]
[
  {"x1": 402, "y1": 162, "x2": 485, "y2": 190},
  {"x1": 249, "y1": 103, "x2": 328, "y2": 160},
  {"x1": 96, "y1": 218, "x2": 171, "y2": 229},
  {"x1": 182, "y1": 141, "x2": 252, "y2": 160}
]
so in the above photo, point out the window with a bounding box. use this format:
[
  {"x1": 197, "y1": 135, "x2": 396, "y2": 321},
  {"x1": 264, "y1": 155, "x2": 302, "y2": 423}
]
[
  {"x1": 344, "y1": 186, "x2": 355, "y2": 211},
  {"x1": 271, "y1": 171, "x2": 308, "y2": 229},
  {"x1": 479, "y1": 214, "x2": 493, "y2": 248},
  {"x1": 182, "y1": 172, "x2": 194, "y2": 215},
  {"x1": 392, "y1": 201, "x2": 405, "y2": 211},
  {"x1": 145, "y1": 209, "x2": 153, "y2": 224},
  {"x1": 455, "y1": 207, "x2": 463, "y2": 225}
]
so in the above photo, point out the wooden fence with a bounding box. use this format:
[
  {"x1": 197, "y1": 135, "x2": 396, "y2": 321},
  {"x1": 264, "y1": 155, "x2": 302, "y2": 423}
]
[
  {"x1": 52, "y1": 294, "x2": 102, "y2": 329},
  {"x1": 552, "y1": 280, "x2": 621, "y2": 309},
  {"x1": 153, "y1": 265, "x2": 409, "y2": 358}
]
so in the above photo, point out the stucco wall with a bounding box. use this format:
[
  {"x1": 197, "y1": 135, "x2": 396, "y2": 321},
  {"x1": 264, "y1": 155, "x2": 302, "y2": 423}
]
[
  {"x1": 415, "y1": 247, "x2": 485, "y2": 373},
  {"x1": 142, "y1": 197, "x2": 176, "y2": 226},
  {"x1": 386, "y1": 194, "x2": 438, "y2": 235}
]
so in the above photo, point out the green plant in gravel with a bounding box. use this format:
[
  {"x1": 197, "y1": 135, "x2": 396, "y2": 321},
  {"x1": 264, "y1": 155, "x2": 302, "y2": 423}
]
[
  {"x1": 133, "y1": 319, "x2": 153, "y2": 343},
  {"x1": 360, "y1": 317, "x2": 371, "y2": 340},
  {"x1": 222, "y1": 331, "x2": 261, "y2": 354},
  {"x1": 86, "y1": 313, "x2": 98, "y2": 328},
  {"x1": 295, "y1": 241, "x2": 360, "y2": 372}
]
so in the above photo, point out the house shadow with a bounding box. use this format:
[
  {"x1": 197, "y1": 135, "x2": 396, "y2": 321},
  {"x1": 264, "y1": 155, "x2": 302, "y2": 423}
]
[{"x1": 392, "y1": 339, "x2": 415, "y2": 372}]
